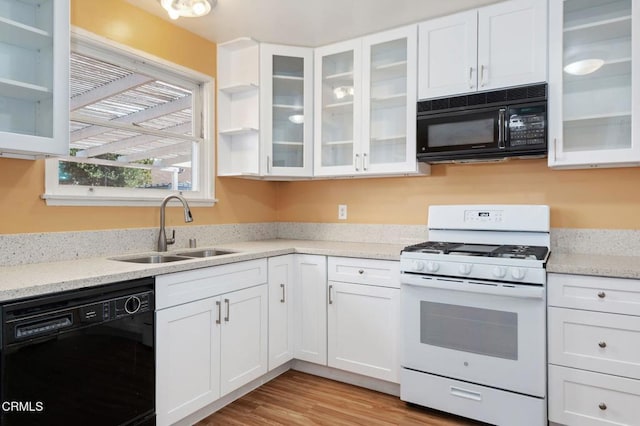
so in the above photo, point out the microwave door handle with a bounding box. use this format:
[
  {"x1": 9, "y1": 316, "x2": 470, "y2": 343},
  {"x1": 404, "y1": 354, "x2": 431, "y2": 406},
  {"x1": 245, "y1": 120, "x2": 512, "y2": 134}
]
[{"x1": 498, "y1": 108, "x2": 506, "y2": 149}]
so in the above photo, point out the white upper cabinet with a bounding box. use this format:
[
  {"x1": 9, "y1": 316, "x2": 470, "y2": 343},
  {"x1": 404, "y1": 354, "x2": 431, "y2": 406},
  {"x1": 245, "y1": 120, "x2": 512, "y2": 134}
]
[
  {"x1": 260, "y1": 44, "x2": 314, "y2": 177},
  {"x1": 548, "y1": 0, "x2": 640, "y2": 169},
  {"x1": 418, "y1": 0, "x2": 547, "y2": 100},
  {"x1": 217, "y1": 38, "x2": 260, "y2": 176},
  {"x1": 0, "y1": 0, "x2": 69, "y2": 159},
  {"x1": 217, "y1": 39, "x2": 314, "y2": 178},
  {"x1": 315, "y1": 26, "x2": 426, "y2": 177}
]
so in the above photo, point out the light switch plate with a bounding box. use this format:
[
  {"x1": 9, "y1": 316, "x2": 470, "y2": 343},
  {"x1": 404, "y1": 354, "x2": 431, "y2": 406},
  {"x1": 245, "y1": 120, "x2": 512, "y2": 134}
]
[{"x1": 338, "y1": 204, "x2": 347, "y2": 220}]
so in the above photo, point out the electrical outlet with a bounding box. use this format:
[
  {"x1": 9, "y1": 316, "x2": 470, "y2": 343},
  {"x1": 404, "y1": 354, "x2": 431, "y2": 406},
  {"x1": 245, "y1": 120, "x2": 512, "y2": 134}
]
[{"x1": 338, "y1": 204, "x2": 347, "y2": 220}]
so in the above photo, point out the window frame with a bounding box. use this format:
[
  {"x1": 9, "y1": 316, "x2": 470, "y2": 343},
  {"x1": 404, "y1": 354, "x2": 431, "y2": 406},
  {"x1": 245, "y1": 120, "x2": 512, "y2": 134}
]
[{"x1": 43, "y1": 27, "x2": 216, "y2": 207}]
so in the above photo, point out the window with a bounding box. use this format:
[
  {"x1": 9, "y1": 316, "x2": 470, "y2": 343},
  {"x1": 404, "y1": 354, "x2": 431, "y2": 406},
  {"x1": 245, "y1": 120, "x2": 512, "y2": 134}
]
[{"x1": 44, "y1": 31, "x2": 215, "y2": 206}]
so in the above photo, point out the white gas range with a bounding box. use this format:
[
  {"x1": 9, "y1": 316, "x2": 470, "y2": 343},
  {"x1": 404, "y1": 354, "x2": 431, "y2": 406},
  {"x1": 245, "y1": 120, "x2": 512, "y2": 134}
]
[{"x1": 400, "y1": 205, "x2": 550, "y2": 426}]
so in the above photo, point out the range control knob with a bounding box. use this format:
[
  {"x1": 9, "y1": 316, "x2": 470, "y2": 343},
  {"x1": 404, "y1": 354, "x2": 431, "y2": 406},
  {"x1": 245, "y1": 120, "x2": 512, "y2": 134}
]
[
  {"x1": 426, "y1": 261, "x2": 440, "y2": 273},
  {"x1": 411, "y1": 261, "x2": 425, "y2": 272},
  {"x1": 124, "y1": 296, "x2": 141, "y2": 314},
  {"x1": 492, "y1": 267, "x2": 507, "y2": 279},
  {"x1": 510, "y1": 268, "x2": 525, "y2": 280},
  {"x1": 458, "y1": 263, "x2": 472, "y2": 275}
]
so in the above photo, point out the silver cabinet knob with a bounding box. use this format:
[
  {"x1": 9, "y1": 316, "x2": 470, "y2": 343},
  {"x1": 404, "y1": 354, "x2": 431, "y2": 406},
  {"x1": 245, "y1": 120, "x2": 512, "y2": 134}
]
[
  {"x1": 598, "y1": 291, "x2": 606, "y2": 299},
  {"x1": 599, "y1": 402, "x2": 607, "y2": 411},
  {"x1": 358, "y1": 269, "x2": 364, "y2": 274},
  {"x1": 598, "y1": 341, "x2": 607, "y2": 348}
]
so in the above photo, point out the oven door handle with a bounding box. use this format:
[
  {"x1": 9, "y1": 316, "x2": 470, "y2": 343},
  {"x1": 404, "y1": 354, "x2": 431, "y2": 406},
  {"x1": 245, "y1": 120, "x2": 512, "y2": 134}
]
[{"x1": 401, "y1": 276, "x2": 545, "y2": 299}]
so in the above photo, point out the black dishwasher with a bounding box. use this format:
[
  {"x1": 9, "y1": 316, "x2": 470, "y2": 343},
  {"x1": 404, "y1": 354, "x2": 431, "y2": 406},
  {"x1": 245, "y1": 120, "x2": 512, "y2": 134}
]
[{"x1": 0, "y1": 278, "x2": 155, "y2": 426}]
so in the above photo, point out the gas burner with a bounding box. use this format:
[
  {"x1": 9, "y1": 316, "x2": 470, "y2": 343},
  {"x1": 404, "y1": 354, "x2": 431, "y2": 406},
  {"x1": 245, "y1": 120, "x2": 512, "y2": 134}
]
[{"x1": 402, "y1": 242, "x2": 549, "y2": 261}]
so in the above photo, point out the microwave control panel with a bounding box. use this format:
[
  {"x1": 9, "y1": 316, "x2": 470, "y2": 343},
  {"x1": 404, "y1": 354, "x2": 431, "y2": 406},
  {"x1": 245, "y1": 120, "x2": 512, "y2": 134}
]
[{"x1": 508, "y1": 104, "x2": 546, "y2": 148}]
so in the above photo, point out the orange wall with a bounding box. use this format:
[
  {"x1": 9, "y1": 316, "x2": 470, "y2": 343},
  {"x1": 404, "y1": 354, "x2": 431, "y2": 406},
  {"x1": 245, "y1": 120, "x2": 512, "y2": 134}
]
[
  {"x1": 0, "y1": 0, "x2": 277, "y2": 235},
  {"x1": 1, "y1": 1, "x2": 639, "y2": 235},
  {"x1": 276, "y1": 160, "x2": 640, "y2": 229}
]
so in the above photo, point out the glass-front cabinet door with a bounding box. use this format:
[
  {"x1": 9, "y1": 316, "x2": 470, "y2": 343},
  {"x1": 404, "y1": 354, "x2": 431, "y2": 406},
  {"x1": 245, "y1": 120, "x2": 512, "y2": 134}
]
[
  {"x1": 362, "y1": 25, "x2": 417, "y2": 174},
  {"x1": 260, "y1": 44, "x2": 313, "y2": 177},
  {"x1": 548, "y1": 0, "x2": 639, "y2": 168},
  {"x1": 314, "y1": 39, "x2": 362, "y2": 176},
  {"x1": 0, "y1": 0, "x2": 69, "y2": 159}
]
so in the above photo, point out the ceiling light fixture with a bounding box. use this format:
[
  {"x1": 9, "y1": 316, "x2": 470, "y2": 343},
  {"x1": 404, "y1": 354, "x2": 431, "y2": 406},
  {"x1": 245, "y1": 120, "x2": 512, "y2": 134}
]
[{"x1": 159, "y1": 0, "x2": 216, "y2": 20}]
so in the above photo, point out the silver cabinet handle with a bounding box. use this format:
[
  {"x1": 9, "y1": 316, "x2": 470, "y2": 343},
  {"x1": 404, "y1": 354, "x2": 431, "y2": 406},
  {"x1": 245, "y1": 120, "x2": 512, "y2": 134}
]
[
  {"x1": 328, "y1": 285, "x2": 333, "y2": 304},
  {"x1": 598, "y1": 291, "x2": 606, "y2": 299},
  {"x1": 280, "y1": 283, "x2": 285, "y2": 303},
  {"x1": 224, "y1": 298, "x2": 230, "y2": 322},
  {"x1": 267, "y1": 155, "x2": 271, "y2": 174},
  {"x1": 598, "y1": 341, "x2": 607, "y2": 348},
  {"x1": 480, "y1": 64, "x2": 486, "y2": 87},
  {"x1": 363, "y1": 152, "x2": 368, "y2": 171},
  {"x1": 469, "y1": 66, "x2": 474, "y2": 88},
  {"x1": 355, "y1": 154, "x2": 360, "y2": 172},
  {"x1": 216, "y1": 300, "x2": 221, "y2": 325},
  {"x1": 599, "y1": 402, "x2": 607, "y2": 411}
]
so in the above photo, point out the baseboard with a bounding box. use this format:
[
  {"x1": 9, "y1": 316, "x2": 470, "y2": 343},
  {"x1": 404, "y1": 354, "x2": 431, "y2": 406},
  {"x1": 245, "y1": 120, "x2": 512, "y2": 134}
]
[
  {"x1": 173, "y1": 360, "x2": 400, "y2": 425},
  {"x1": 291, "y1": 360, "x2": 400, "y2": 397}
]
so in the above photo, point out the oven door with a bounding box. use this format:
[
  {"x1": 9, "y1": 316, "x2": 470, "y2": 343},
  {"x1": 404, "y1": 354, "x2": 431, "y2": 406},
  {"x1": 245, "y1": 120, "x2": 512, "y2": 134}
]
[
  {"x1": 416, "y1": 106, "x2": 505, "y2": 161},
  {"x1": 401, "y1": 273, "x2": 546, "y2": 398}
]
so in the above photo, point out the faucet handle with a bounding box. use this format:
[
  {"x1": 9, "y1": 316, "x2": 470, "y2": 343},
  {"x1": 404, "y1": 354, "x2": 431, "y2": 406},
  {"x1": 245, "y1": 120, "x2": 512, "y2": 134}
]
[{"x1": 167, "y1": 229, "x2": 176, "y2": 246}]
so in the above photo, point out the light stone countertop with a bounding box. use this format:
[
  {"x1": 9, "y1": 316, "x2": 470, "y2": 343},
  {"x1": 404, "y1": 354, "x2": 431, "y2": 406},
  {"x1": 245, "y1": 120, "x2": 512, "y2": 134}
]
[
  {"x1": 0, "y1": 239, "x2": 404, "y2": 302},
  {"x1": 547, "y1": 252, "x2": 640, "y2": 279}
]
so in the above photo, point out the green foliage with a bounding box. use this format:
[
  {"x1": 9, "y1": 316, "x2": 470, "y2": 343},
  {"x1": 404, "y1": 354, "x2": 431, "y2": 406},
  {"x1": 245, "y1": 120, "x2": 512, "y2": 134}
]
[{"x1": 59, "y1": 149, "x2": 152, "y2": 188}]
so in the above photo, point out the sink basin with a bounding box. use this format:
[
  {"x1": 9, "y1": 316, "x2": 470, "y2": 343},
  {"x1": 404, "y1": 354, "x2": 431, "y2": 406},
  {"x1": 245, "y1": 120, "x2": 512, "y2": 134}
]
[
  {"x1": 112, "y1": 255, "x2": 192, "y2": 264},
  {"x1": 175, "y1": 249, "x2": 236, "y2": 258}
]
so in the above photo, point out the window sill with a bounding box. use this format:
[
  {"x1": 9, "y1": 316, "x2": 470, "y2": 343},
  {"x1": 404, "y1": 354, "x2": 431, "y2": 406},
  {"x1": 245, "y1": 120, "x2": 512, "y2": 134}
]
[{"x1": 41, "y1": 194, "x2": 217, "y2": 207}]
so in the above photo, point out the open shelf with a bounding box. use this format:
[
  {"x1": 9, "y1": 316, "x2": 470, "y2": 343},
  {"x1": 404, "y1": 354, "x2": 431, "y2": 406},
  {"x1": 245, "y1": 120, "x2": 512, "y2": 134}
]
[
  {"x1": 219, "y1": 83, "x2": 258, "y2": 94},
  {"x1": 273, "y1": 74, "x2": 303, "y2": 81},
  {"x1": 0, "y1": 76, "x2": 50, "y2": 101},
  {"x1": 219, "y1": 127, "x2": 259, "y2": 136},
  {"x1": 371, "y1": 60, "x2": 407, "y2": 80},
  {"x1": 0, "y1": 16, "x2": 51, "y2": 49},
  {"x1": 323, "y1": 139, "x2": 353, "y2": 146},
  {"x1": 324, "y1": 71, "x2": 354, "y2": 81},
  {"x1": 323, "y1": 101, "x2": 353, "y2": 115},
  {"x1": 564, "y1": 111, "x2": 631, "y2": 123},
  {"x1": 370, "y1": 134, "x2": 407, "y2": 143}
]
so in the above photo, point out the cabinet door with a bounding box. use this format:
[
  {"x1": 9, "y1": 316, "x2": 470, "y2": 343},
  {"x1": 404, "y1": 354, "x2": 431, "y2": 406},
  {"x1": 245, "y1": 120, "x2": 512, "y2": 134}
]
[
  {"x1": 327, "y1": 281, "x2": 400, "y2": 383},
  {"x1": 418, "y1": 10, "x2": 478, "y2": 99},
  {"x1": 362, "y1": 25, "x2": 418, "y2": 174},
  {"x1": 478, "y1": 0, "x2": 547, "y2": 91},
  {"x1": 268, "y1": 255, "x2": 295, "y2": 370},
  {"x1": 314, "y1": 39, "x2": 363, "y2": 176},
  {"x1": 294, "y1": 254, "x2": 328, "y2": 364},
  {"x1": 0, "y1": 0, "x2": 69, "y2": 158},
  {"x1": 156, "y1": 298, "x2": 221, "y2": 426},
  {"x1": 548, "y1": 0, "x2": 640, "y2": 168},
  {"x1": 220, "y1": 284, "x2": 268, "y2": 396},
  {"x1": 260, "y1": 44, "x2": 314, "y2": 177}
]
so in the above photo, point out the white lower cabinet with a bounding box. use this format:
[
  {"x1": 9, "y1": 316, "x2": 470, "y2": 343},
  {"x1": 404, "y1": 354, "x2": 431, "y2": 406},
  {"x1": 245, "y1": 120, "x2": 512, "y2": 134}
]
[
  {"x1": 293, "y1": 254, "x2": 328, "y2": 365},
  {"x1": 326, "y1": 257, "x2": 400, "y2": 383},
  {"x1": 548, "y1": 273, "x2": 640, "y2": 426},
  {"x1": 268, "y1": 255, "x2": 295, "y2": 370},
  {"x1": 155, "y1": 260, "x2": 268, "y2": 426}
]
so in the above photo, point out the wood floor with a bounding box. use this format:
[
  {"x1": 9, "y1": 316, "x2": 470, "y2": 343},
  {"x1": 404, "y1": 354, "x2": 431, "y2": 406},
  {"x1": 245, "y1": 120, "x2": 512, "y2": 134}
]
[{"x1": 197, "y1": 370, "x2": 485, "y2": 426}]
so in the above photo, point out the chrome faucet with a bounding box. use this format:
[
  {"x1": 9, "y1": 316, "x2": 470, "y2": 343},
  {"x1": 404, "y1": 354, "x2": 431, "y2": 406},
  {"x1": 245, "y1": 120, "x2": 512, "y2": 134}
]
[{"x1": 157, "y1": 194, "x2": 193, "y2": 252}]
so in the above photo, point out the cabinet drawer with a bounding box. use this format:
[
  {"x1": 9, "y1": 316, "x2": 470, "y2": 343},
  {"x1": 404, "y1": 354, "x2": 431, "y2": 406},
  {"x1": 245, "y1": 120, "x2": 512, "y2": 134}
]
[
  {"x1": 549, "y1": 307, "x2": 640, "y2": 380},
  {"x1": 548, "y1": 273, "x2": 640, "y2": 315},
  {"x1": 156, "y1": 259, "x2": 268, "y2": 309},
  {"x1": 549, "y1": 365, "x2": 640, "y2": 426},
  {"x1": 327, "y1": 257, "x2": 400, "y2": 288}
]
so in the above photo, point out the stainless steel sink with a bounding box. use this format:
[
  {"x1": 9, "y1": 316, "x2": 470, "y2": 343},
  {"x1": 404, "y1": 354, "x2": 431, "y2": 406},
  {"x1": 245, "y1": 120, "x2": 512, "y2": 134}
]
[
  {"x1": 175, "y1": 249, "x2": 236, "y2": 258},
  {"x1": 111, "y1": 254, "x2": 192, "y2": 264}
]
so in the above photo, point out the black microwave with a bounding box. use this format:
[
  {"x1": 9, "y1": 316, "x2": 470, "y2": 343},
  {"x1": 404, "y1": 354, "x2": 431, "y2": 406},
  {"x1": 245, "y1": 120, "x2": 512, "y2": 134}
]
[{"x1": 416, "y1": 84, "x2": 547, "y2": 163}]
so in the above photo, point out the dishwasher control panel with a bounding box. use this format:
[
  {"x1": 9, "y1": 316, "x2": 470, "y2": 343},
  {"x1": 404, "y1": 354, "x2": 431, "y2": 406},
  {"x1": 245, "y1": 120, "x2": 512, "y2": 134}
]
[{"x1": 81, "y1": 291, "x2": 154, "y2": 322}]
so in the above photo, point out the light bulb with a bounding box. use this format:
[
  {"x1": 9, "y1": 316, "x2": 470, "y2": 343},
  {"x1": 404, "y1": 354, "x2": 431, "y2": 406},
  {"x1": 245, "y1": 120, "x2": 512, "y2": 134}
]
[
  {"x1": 168, "y1": 9, "x2": 180, "y2": 19},
  {"x1": 192, "y1": 1, "x2": 207, "y2": 16}
]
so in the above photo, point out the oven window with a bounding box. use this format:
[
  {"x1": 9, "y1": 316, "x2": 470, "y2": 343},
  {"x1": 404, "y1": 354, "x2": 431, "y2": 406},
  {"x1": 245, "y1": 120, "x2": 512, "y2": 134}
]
[
  {"x1": 420, "y1": 301, "x2": 518, "y2": 360},
  {"x1": 428, "y1": 118, "x2": 494, "y2": 147}
]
